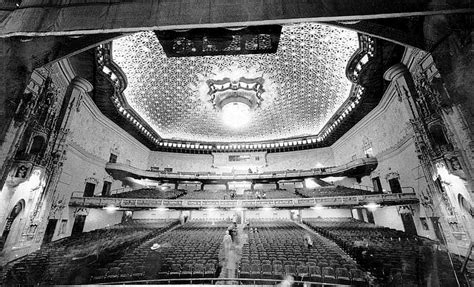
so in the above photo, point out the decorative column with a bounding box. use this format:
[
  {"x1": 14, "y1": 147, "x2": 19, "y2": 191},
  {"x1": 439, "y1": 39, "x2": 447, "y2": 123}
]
[{"x1": 38, "y1": 77, "x2": 93, "y2": 242}]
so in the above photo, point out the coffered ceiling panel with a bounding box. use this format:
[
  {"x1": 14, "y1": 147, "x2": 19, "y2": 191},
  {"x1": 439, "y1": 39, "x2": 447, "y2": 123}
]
[{"x1": 112, "y1": 23, "x2": 359, "y2": 143}]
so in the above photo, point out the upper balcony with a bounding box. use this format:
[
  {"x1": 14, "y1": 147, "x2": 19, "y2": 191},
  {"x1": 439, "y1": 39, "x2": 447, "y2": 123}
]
[{"x1": 105, "y1": 157, "x2": 378, "y2": 184}]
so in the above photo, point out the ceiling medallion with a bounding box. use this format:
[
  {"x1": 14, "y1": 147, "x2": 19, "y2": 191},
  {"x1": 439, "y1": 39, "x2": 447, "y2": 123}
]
[{"x1": 207, "y1": 76, "x2": 265, "y2": 129}]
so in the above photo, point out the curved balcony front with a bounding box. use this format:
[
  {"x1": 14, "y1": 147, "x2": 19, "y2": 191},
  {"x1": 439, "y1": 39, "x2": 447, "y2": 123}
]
[
  {"x1": 105, "y1": 157, "x2": 378, "y2": 184},
  {"x1": 69, "y1": 192, "x2": 419, "y2": 210}
]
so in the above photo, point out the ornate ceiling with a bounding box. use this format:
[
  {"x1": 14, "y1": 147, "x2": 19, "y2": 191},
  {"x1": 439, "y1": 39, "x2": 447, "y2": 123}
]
[{"x1": 112, "y1": 23, "x2": 359, "y2": 143}]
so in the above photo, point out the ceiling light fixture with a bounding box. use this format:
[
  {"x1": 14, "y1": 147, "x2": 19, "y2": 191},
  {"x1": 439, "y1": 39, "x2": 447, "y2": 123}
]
[
  {"x1": 207, "y1": 76, "x2": 265, "y2": 129},
  {"x1": 222, "y1": 102, "x2": 251, "y2": 129}
]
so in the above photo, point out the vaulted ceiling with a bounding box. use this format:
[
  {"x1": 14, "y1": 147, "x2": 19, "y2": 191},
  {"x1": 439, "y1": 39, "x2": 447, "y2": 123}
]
[{"x1": 111, "y1": 23, "x2": 359, "y2": 143}]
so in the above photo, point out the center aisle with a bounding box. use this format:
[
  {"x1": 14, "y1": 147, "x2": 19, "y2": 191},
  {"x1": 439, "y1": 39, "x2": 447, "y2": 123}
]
[{"x1": 217, "y1": 224, "x2": 247, "y2": 284}]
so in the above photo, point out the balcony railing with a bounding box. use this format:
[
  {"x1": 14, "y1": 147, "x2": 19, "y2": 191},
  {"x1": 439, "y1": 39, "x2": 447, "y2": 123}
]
[
  {"x1": 100, "y1": 277, "x2": 352, "y2": 286},
  {"x1": 69, "y1": 192, "x2": 419, "y2": 209}
]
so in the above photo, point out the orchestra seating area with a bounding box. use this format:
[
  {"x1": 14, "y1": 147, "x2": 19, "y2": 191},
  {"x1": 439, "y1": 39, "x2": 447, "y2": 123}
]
[
  {"x1": 303, "y1": 218, "x2": 462, "y2": 286},
  {"x1": 2, "y1": 218, "x2": 465, "y2": 286},
  {"x1": 296, "y1": 186, "x2": 378, "y2": 198},
  {"x1": 240, "y1": 221, "x2": 366, "y2": 285},
  {"x1": 2, "y1": 220, "x2": 179, "y2": 285},
  {"x1": 111, "y1": 188, "x2": 185, "y2": 199},
  {"x1": 89, "y1": 221, "x2": 227, "y2": 283}
]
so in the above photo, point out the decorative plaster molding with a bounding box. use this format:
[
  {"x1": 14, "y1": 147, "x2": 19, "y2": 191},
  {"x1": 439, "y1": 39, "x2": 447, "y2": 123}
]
[
  {"x1": 80, "y1": 95, "x2": 149, "y2": 153},
  {"x1": 376, "y1": 133, "x2": 414, "y2": 162},
  {"x1": 67, "y1": 141, "x2": 107, "y2": 165},
  {"x1": 383, "y1": 63, "x2": 409, "y2": 82},
  {"x1": 57, "y1": 57, "x2": 149, "y2": 155},
  {"x1": 70, "y1": 77, "x2": 93, "y2": 93},
  {"x1": 332, "y1": 83, "x2": 398, "y2": 150}
]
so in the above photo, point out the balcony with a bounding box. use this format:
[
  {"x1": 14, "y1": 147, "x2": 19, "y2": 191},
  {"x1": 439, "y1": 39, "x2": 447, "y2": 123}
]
[
  {"x1": 69, "y1": 192, "x2": 419, "y2": 210},
  {"x1": 105, "y1": 157, "x2": 378, "y2": 184}
]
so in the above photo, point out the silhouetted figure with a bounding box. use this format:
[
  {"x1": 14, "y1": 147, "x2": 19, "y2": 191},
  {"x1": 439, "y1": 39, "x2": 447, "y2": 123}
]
[
  {"x1": 304, "y1": 234, "x2": 313, "y2": 249},
  {"x1": 223, "y1": 230, "x2": 232, "y2": 253}
]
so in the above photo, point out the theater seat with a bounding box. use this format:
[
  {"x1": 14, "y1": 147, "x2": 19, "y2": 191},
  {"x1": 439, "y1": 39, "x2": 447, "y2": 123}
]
[
  {"x1": 204, "y1": 263, "x2": 216, "y2": 277},
  {"x1": 350, "y1": 268, "x2": 366, "y2": 286},
  {"x1": 262, "y1": 264, "x2": 273, "y2": 279},
  {"x1": 105, "y1": 267, "x2": 121, "y2": 281},
  {"x1": 193, "y1": 263, "x2": 205, "y2": 277},
  {"x1": 239, "y1": 263, "x2": 251, "y2": 278},
  {"x1": 181, "y1": 264, "x2": 193, "y2": 278},
  {"x1": 296, "y1": 265, "x2": 309, "y2": 281},
  {"x1": 119, "y1": 265, "x2": 134, "y2": 280},
  {"x1": 335, "y1": 267, "x2": 351, "y2": 285},
  {"x1": 309, "y1": 265, "x2": 322, "y2": 282},
  {"x1": 169, "y1": 264, "x2": 181, "y2": 278},
  {"x1": 273, "y1": 264, "x2": 283, "y2": 279},
  {"x1": 322, "y1": 266, "x2": 336, "y2": 283},
  {"x1": 250, "y1": 263, "x2": 261, "y2": 278},
  {"x1": 284, "y1": 264, "x2": 296, "y2": 277}
]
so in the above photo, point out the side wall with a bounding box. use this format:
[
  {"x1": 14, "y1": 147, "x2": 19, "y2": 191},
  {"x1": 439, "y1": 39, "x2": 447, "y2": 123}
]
[
  {"x1": 52, "y1": 76, "x2": 150, "y2": 241},
  {"x1": 331, "y1": 55, "x2": 435, "y2": 240},
  {"x1": 0, "y1": 65, "x2": 70, "y2": 263}
]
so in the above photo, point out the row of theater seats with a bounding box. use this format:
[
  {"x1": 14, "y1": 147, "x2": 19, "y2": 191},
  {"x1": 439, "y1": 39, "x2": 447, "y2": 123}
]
[
  {"x1": 303, "y1": 218, "x2": 462, "y2": 286},
  {"x1": 2, "y1": 220, "x2": 178, "y2": 285},
  {"x1": 240, "y1": 221, "x2": 367, "y2": 285},
  {"x1": 174, "y1": 189, "x2": 302, "y2": 200},
  {"x1": 111, "y1": 188, "x2": 185, "y2": 199},
  {"x1": 296, "y1": 186, "x2": 378, "y2": 198},
  {"x1": 179, "y1": 190, "x2": 238, "y2": 200},
  {"x1": 90, "y1": 221, "x2": 227, "y2": 283},
  {"x1": 110, "y1": 186, "x2": 376, "y2": 200},
  {"x1": 244, "y1": 189, "x2": 301, "y2": 199}
]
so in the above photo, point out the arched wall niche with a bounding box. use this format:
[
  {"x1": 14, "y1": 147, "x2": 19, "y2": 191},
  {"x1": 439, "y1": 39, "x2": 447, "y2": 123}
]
[
  {"x1": 458, "y1": 194, "x2": 473, "y2": 217},
  {"x1": 0, "y1": 199, "x2": 26, "y2": 251},
  {"x1": 27, "y1": 134, "x2": 47, "y2": 156}
]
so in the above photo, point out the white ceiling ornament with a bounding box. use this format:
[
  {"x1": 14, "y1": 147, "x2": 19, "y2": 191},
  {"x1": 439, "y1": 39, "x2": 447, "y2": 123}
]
[{"x1": 112, "y1": 23, "x2": 359, "y2": 143}]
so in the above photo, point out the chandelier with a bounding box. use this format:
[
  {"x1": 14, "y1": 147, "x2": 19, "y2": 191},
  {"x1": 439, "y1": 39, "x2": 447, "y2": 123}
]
[{"x1": 207, "y1": 76, "x2": 265, "y2": 129}]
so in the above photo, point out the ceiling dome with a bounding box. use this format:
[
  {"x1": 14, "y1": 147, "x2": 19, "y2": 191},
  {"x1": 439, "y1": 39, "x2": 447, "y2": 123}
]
[{"x1": 112, "y1": 23, "x2": 359, "y2": 143}]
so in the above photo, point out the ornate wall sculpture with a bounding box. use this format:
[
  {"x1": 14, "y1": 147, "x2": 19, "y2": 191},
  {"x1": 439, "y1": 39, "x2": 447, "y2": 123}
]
[
  {"x1": 0, "y1": 64, "x2": 92, "y2": 261},
  {"x1": 384, "y1": 53, "x2": 473, "y2": 255}
]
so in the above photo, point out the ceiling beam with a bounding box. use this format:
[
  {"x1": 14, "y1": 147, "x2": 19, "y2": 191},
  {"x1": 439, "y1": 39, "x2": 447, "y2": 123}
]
[{"x1": 1, "y1": 1, "x2": 471, "y2": 37}]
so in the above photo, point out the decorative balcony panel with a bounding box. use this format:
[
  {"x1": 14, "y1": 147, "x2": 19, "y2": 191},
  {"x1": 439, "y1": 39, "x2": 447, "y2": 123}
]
[{"x1": 69, "y1": 193, "x2": 419, "y2": 209}]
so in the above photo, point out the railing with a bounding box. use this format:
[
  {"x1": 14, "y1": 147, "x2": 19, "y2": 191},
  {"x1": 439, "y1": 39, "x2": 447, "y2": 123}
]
[
  {"x1": 350, "y1": 184, "x2": 416, "y2": 194},
  {"x1": 461, "y1": 241, "x2": 473, "y2": 275},
  {"x1": 350, "y1": 183, "x2": 374, "y2": 191},
  {"x1": 70, "y1": 187, "x2": 132, "y2": 198},
  {"x1": 109, "y1": 186, "x2": 133, "y2": 196},
  {"x1": 101, "y1": 277, "x2": 352, "y2": 286},
  {"x1": 69, "y1": 193, "x2": 419, "y2": 209},
  {"x1": 105, "y1": 157, "x2": 378, "y2": 181}
]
